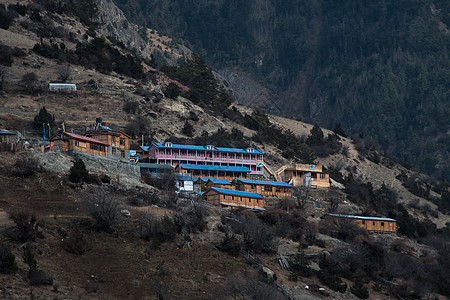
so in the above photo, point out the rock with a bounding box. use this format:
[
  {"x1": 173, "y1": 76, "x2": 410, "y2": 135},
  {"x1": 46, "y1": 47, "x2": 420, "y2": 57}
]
[{"x1": 121, "y1": 209, "x2": 131, "y2": 218}]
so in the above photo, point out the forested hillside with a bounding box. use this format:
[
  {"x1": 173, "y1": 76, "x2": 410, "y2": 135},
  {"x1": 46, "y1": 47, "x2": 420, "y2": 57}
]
[{"x1": 113, "y1": 0, "x2": 449, "y2": 180}]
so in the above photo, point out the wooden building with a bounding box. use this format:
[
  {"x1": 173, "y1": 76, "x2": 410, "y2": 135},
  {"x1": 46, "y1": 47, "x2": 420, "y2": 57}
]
[
  {"x1": 51, "y1": 132, "x2": 109, "y2": 157},
  {"x1": 0, "y1": 130, "x2": 18, "y2": 144},
  {"x1": 175, "y1": 164, "x2": 251, "y2": 181},
  {"x1": 204, "y1": 187, "x2": 264, "y2": 211},
  {"x1": 147, "y1": 142, "x2": 264, "y2": 175},
  {"x1": 85, "y1": 130, "x2": 130, "y2": 159},
  {"x1": 325, "y1": 214, "x2": 397, "y2": 233},
  {"x1": 277, "y1": 164, "x2": 330, "y2": 188},
  {"x1": 140, "y1": 163, "x2": 174, "y2": 176},
  {"x1": 204, "y1": 178, "x2": 233, "y2": 191},
  {"x1": 233, "y1": 179, "x2": 293, "y2": 197}
]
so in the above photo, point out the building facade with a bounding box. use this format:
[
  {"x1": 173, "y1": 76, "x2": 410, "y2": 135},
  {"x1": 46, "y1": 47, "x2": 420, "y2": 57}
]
[
  {"x1": 234, "y1": 179, "x2": 293, "y2": 197},
  {"x1": 277, "y1": 164, "x2": 330, "y2": 188},
  {"x1": 204, "y1": 187, "x2": 264, "y2": 210},
  {"x1": 147, "y1": 142, "x2": 264, "y2": 175},
  {"x1": 326, "y1": 214, "x2": 397, "y2": 233},
  {"x1": 51, "y1": 132, "x2": 109, "y2": 157},
  {"x1": 175, "y1": 164, "x2": 251, "y2": 181}
]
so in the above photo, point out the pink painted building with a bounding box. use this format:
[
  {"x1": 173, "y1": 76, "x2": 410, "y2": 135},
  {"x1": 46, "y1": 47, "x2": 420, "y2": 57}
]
[{"x1": 147, "y1": 142, "x2": 264, "y2": 175}]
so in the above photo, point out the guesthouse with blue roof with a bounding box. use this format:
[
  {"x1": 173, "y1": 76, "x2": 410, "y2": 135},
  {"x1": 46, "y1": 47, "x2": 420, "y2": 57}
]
[
  {"x1": 147, "y1": 142, "x2": 264, "y2": 175},
  {"x1": 175, "y1": 164, "x2": 251, "y2": 181},
  {"x1": 233, "y1": 178, "x2": 293, "y2": 197},
  {"x1": 204, "y1": 187, "x2": 265, "y2": 211}
]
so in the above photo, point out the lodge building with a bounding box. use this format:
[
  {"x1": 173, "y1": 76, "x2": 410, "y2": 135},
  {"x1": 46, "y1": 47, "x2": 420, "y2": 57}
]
[
  {"x1": 175, "y1": 164, "x2": 251, "y2": 181},
  {"x1": 146, "y1": 142, "x2": 264, "y2": 175},
  {"x1": 325, "y1": 214, "x2": 397, "y2": 233},
  {"x1": 277, "y1": 164, "x2": 330, "y2": 188},
  {"x1": 51, "y1": 132, "x2": 109, "y2": 157},
  {"x1": 233, "y1": 178, "x2": 293, "y2": 197}
]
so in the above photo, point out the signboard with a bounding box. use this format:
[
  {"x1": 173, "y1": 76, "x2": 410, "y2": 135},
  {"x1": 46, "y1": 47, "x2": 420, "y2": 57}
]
[
  {"x1": 257, "y1": 161, "x2": 264, "y2": 167},
  {"x1": 130, "y1": 150, "x2": 137, "y2": 156},
  {"x1": 310, "y1": 165, "x2": 315, "y2": 170}
]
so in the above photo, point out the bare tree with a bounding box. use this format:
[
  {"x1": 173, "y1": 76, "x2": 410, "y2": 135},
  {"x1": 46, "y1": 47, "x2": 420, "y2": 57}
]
[
  {"x1": 56, "y1": 64, "x2": 71, "y2": 82},
  {"x1": 87, "y1": 191, "x2": 120, "y2": 233}
]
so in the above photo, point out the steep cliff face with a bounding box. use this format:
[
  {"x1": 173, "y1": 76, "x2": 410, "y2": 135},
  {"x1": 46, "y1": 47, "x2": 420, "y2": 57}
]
[{"x1": 96, "y1": 0, "x2": 191, "y2": 65}]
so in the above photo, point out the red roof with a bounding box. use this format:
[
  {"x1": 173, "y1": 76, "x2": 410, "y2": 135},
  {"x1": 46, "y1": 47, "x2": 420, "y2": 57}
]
[{"x1": 63, "y1": 132, "x2": 109, "y2": 146}]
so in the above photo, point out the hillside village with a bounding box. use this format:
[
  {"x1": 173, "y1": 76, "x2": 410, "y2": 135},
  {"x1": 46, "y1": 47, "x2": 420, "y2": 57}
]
[{"x1": 0, "y1": 0, "x2": 449, "y2": 299}]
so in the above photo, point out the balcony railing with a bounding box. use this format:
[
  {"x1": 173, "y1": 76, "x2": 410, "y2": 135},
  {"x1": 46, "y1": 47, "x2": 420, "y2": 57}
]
[{"x1": 154, "y1": 154, "x2": 260, "y2": 164}]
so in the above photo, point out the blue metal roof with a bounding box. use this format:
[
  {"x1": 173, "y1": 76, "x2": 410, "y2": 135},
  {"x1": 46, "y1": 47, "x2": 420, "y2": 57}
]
[
  {"x1": 178, "y1": 164, "x2": 251, "y2": 172},
  {"x1": 152, "y1": 142, "x2": 263, "y2": 154},
  {"x1": 0, "y1": 131, "x2": 17, "y2": 135},
  {"x1": 327, "y1": 213, "x2": 396, "y2": 222},
  {"x1": 140, "y1": 146, "x2": 150, "y2": 151},
  {"x1": 209, "y1": 187, "x2": 263, "y2": 198},
  {"x1": 236, "y1": 178, "x2": 292, "y2": 187},
  {"x1": 206, "y1": 178, "x2": 231, "y2": 185},
  {"x1": 177, "y1": 176, "x2": 194, "y2": 181}
]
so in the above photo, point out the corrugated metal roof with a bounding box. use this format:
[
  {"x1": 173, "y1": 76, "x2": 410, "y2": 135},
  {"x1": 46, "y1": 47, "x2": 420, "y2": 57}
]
[
  {"x1": 327, "y1": 213, "x2": 396, "y2": 222},
  {"x1": 206, "y1": 178, "x2": 231, "y2": 184},
  {"x1": 177, "y1": 176, "x2": 194, "y2": 181},
  {"x1": 236, "y1": 178, "x2": 292, "y2": 187},
  {"x1": 0, "y1": 130, "x2": 17, "y2": 135},
  {"x1": 209, "y1": 187, "x2": 263, "y2": 198},
  {"x1": 63, "y1": 132, "x2": 109, "y2": 146},
  {"x1": 140, "y1": 146, "x2": 150, "y2": 151},
  {"x1": 178, "y1": 164, "x2": 251, "y2": 172},
  {"x1": 152, "y1": 142, "x2": 263, "y2": 154}
]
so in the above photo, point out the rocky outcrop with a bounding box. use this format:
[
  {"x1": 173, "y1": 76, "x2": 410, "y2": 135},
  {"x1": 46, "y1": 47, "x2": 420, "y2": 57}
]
[{"x1": 96, "y1": 0, "x2": 191, "y2": 65}]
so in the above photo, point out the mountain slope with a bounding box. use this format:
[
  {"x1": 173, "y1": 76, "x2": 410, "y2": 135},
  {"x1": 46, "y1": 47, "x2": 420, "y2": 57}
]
[{"x1": 112, "y1": 0, "x2": 450, "y2": 180}]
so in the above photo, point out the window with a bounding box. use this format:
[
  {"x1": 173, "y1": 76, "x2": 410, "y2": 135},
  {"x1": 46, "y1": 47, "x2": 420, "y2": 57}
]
[
  {"x1": 121, "y1": 150, "x2": 125, "y2": 158},
  {"x1": 373, "y1": 222, "x2": 375, "y2": 226},
  {"x1": 74, "y1": 141, "x2": 80, "y2": 146},
  {"x1": 251, "y1": 184, "x2": 256, "y2": 190},
  {"x1": 381, "y1": 222, "x2": 384, "y2": 226},
  {"x1": 120, "y1": 138, "x2": 125, "y2": 145},
  {"x1": 320, "y1": 173, "x2": 326, "y2": 179},
  {"x1": 112, "y1": 148, "x2": 117, "y2": 155},
  {"x1": 249, "y1": 198, "x2": 251, "y2": 203},
  {"x1": 362, "y1": 220, "x2": 365, "y2": 225}
]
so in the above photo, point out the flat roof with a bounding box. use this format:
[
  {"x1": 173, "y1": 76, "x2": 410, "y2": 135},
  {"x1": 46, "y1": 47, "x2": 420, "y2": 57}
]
[
  {"x1": 235, "y1": 178, "x2": 292, "y2": 187},
  {"x1": 209, "y1": 187, "x2": 263, "y2": 198},
  {"x1": 152, "y1": 142, "x2": 263, "y2": 154},
  {"x1": 177, "y1": 164, "x2": 251, "y2": 172},
  {"x1": 63, "y1": 132, "x2": 109, "y2": 146},
  {"x1": 327, "y1": 213, "x2": 396, "y2": 222}
]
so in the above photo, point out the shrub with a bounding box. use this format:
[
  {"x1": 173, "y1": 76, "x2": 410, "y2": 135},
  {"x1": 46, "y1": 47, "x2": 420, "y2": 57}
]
[
  {"x1": 173, "y1": 204, "x2": 208, "y2": 234},
  {"x1": 11, "y1": 157, "x2": 39, "y2": 178},
  {"x1": 182, "y1": 121, "x2": 194, "y2": 137},
  {"x1": 29, "y1": 269, "x2": 53, "y2": 285},
  {"x1": 20, "y1": 72, "x2": 38, "y2": 93},
  {"x1": 63, "y1": 227, "x2": 90, "y2": 255},
  {"x1": 164, "y1": 82, "x2": 180, "y2": 99},
  {"x1": 0, "y1": 5, "x2": 14, "y2": 29},
  {"x1": 8, "y1": 209, "x2": 41, "y2": 242},
  {"x1": 351, "y1": 279, "x2": 369, "y2": 299},
  {"x1": 22, "y1": 243, "x2": 37, "y2": 272},
  {"x1": 0, "y1": 243, "x2": 17, "y2": 274},
  {"x1": 123, "y1": 101, "x2": 139, "y2": 115},
  {"x1": 87, "y1": 192, "x2": 119, "y2": 233},
  {"x1": 289, "y1": 249, "x2": 314, "y2": 278},
  {"x1": 138, "y1": 214, "x2": 177, "y2": 249},
  {"x1": 217, "y1": 231, "x2": 241, "y2": 257}
]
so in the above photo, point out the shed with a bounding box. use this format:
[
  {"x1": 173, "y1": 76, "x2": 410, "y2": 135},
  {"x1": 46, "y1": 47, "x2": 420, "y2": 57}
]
[{"x1": 48, "y1": 83, "x2": 77, "y2": 92}]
